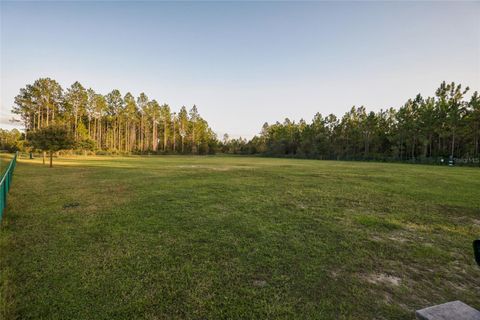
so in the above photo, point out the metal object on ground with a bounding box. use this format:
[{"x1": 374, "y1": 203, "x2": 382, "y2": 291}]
[
  {"x1": 474, "y1": 240, "x2": 480, "y2": 266},
  {"x1": 416, "y1": 301, "x2": 480, "y2": 320}
]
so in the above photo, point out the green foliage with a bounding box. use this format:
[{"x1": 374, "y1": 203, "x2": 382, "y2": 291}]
[
  {"x1": 28, "y1": 125, "x2": 74, "y2": 153},
  {"x1": 0, "y1": 129, "x2": 24, "y2": 152},
  {"x1": 224, "y1": 82, "x2": 480, "y2": 163},
  {"x1": 12, "y1": 79, "x2": 480, "y2": 161},
  {"x1": 12, "y1": 78, "x2": 218, "y2": 154},
  {"x1": 76, "y1": 138, "x2": 96, "y2": 152}
]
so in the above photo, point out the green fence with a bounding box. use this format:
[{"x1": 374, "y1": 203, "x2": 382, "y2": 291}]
[{"x1": 0, "y1": 152, "x2": 18, "y2": 221}]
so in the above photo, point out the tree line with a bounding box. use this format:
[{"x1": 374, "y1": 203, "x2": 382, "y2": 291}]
[
  {"x1": 223, "y1": 82, "x2": 480, "y2": 164},
  {"x1": 0, "y1": 129, "x2": 23, "y2": 152},
  {"x1": 11, "y1": 78, "x2": 217, "y2": 154},
  {"x1": 6, "y1": 79, "x2": 480, "y2": 165}
]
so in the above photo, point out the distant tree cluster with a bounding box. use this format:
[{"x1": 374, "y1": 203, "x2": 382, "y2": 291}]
[
  {"x1": 0, "y1": 129, "x2": 23, "y2": 152},
  {"x1": 12, "y1": 78, "x2": 218, "y2": 154},
  {"x1": 224, "y1": 82, "x2": 480, "y2": 163}
]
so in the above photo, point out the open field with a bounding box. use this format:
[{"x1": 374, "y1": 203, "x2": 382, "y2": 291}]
[{"x1": 1, "y1": 155, "x2": 479, "y2": 319}]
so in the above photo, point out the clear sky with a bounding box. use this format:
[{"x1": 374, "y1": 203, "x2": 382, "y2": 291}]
[{"x1": 1, "y1": 1, "x2": 479, "y2": 138}]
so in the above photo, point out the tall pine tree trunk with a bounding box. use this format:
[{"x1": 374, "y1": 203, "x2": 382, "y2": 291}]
[
  {"x1": 173, "y1": 120, "x2": 176, "y2": 152},
  {"x1": 163, "y1": 120, "x2": 167, "y2": 152},
  {"x1": 451, "y1": 130, "x2": 455, "y2": 157}
]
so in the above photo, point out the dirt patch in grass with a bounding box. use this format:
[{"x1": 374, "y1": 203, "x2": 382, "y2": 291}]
[
  {"x1": 252, "y1": 279, "x2": 268, "y2": 287},
  {"x1": 387, "y1": 231, "x2": 412, "y2": 243},
  {"x1": 365, "y1": 273, "x2": 401, "y2": 286},
  {"x1": 62, "y1": 202, "x2": 80, "y2": 209}
]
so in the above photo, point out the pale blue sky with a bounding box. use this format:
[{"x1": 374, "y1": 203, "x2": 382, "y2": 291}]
[{"x1": 1, "y1": 1, "x2": 479, "y2": 138}]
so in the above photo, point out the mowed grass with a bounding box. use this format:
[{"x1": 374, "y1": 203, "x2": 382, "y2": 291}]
[
  {"x1": 0, "y1": 153, "x2": 14, "y2": 177},
  {"x1": 1, "y1": 155, "x2": 479, "y2": 320}
]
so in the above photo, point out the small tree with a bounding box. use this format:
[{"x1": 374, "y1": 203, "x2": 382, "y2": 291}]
[
  {"x1": 77, "y1": 138, "x2": 96, "y2": 156},
  {"x1": 29, "y1": 125, "x2": 74, "y2": 167}
]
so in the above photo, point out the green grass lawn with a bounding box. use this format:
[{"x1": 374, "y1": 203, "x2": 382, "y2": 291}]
[
  {"x1": 0, "y1": 153, "x2": 14, "y2": 177},
  {"x1": 1, "y1": 155, "x2": 479, "y2": 319}
]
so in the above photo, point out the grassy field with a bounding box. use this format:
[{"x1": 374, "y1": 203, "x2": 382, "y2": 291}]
[
  {"x1": 1, "y1": 155, "x2": 479, "y2": 319},
  {"x1": 0, "y1": 153, "x2": 14, "y2": 177}
]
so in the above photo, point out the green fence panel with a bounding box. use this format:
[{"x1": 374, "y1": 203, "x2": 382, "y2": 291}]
[{"x1": 0, "y1": 152, "x2": 18, "y2": 222}]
